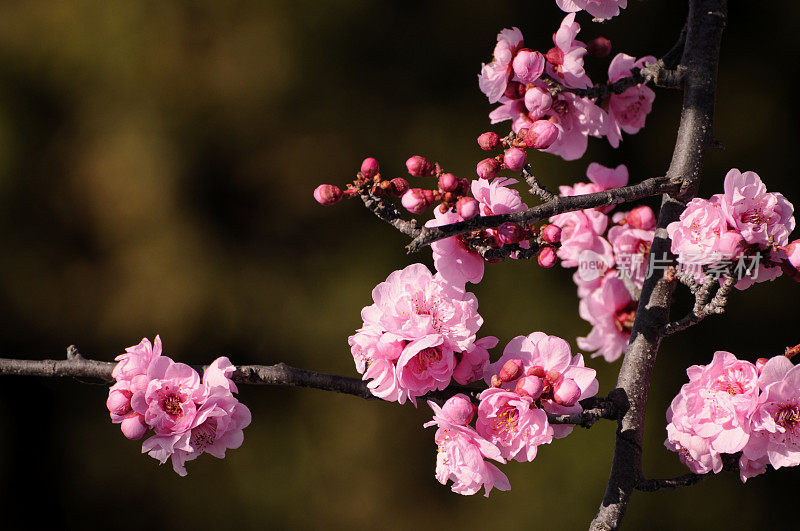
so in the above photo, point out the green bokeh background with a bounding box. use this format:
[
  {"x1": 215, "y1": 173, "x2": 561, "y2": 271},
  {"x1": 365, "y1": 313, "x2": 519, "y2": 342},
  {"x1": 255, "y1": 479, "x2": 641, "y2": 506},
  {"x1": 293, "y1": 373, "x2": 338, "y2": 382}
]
[{"x1": 1, "y1": 1, "x2": 798, "y2": 529}]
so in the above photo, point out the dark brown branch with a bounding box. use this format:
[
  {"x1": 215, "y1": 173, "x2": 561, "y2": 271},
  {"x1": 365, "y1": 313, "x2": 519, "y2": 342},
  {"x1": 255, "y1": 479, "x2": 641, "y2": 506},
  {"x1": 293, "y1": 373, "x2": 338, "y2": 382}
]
[
  {"x1": 661, "y1": 275, "x2": 734, "y2": 336},
  {"x1": 590, "y1": 2, "x2": 728, "y2": 529},
  {"x1": 636, "y1": 453, "x2": 739, "y2": 492},
  {"x1": 358, "y1": 191, "x2": 422, "y2": 238},
  {"x1": 406, "y1": 176, "x2": 679, "y2": 253},
  {"x1": 522, "y1": 164, "x2": 555, "y2": 202}
]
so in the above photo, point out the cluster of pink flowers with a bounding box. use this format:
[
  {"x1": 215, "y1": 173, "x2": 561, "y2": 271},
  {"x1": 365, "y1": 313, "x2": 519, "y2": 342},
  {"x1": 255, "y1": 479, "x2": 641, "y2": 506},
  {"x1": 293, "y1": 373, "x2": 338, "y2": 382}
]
[
  {"x1": 667, "y1": 169, "x2": 796, "y2": 289},
  {"x1": 544, "y1": 162, "x2": 655, "y2": 362},
  {"x1": 107, "y1": 336, "x2": 251, "y2": 476},
  {"x1": 556, "y1": 0, "x2": 628, "y2": 19},
  {"x1": 665, "y1": 351, "x2": 800, "y2": 482},
  {"x1": 479, "y1": 18, "x2": 655, "y2": 160},
  {"x1": 425, "y1": 332, "x2": 598, "y2": 495}
]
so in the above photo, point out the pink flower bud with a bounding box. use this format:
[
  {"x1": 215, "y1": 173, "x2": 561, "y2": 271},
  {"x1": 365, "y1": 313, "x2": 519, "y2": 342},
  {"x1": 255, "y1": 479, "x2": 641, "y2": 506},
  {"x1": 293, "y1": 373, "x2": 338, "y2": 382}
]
[
  {"x1": 785, "y1": 239, "x2": 800, "y2": 269},
  {"x1": 389, "y1": 177, "x2": 410, "y2": 197},
  {"x1": 587, "y1": 37, "x2": 612, "y2": 58},
  {"x1": 626, "y1": 205, "x2": 657, "y2": 230},
  {"x1": 406, "y1": 155, "x2": 433, "y2": 177},
  {"x1": 360, "y1": 157, "x2": 380, "y2": 179},
  {"x1": 515, "y1": 376, "x2": 544, "y2": 399},
  {"x1": 120, "y1": 413, "x2": 148, "y2": 440},
  {"x1": 545, "y1": 369, "x2": 562, "y2": 385},
  {"x1": 477, "y1": 132, "x2": 501, "y2": 151},
  {"x1": 498, "y1": 222, "x2": 526, "y2": 245},
  {"x1": 503, "y1": 147, "x2": 527, "y2": 171},
  {"x1": 523, "y1": 120, "x2": 558, "y2": 150},
  {"x1": 313, "y1": 184, "x2": 343, "y2": 205},
  {"x1": 538, "y1": 246, "x2": 557, "y2": 268},
  {"x1": 476, "y1": 158, "x2": 501, "y2": 180},
  {"x1": 106, "y1": 389, "x2": 132, "y2": 416},
  {"x1": 524, "y1": 86, "x2": 553, "y2": 118},
  {"x1": 526, "y1": 366, "x2": 546, "y2": 378},
  {"x1": 512, "y1": 49, "x2": 545, "y2": 84},
  {"x1": 456, "y1": 197, "x2": 480, "y2": 220},
  {"x1": 499, "y1": 358, "x2": 524, "y2": 382},
  {"x1": 442, "y1": 394, "x2": 477, "y2": 425},
  {"x1": 545, "y1": 47, "x2": 563, "y2": 66},
  {"x1": 540, "y1": 224, "x2": 562, "y2": 244},
  {"x1": 504, "y1": 81, "x2": 525, "y2": 100},
  {"x1": 401, "y1": 188, "x2": 435, "y2": 214},
  {"x1": 438, "y1": 173, "x2": 459, "y2": 193},
  {"x1": 553, "y1": 378, "x2": 581, "y2": 406},
  {"x1": 755, "y1": 358, "x2": 768, "y2": 375}
]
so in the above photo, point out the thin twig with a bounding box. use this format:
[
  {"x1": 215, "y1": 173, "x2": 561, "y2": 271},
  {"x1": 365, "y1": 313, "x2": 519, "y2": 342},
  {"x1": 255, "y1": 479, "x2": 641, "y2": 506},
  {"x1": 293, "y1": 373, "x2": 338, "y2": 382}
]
[
  {"x1": 522, "y1": 164, "x2": 555, "y2": 202},
  {"x1": 358, "y1": 191, "x2": 422, "y2": 238},
  {"x1": 661, "y1": 275, "x2": 734, "y2": 336}
]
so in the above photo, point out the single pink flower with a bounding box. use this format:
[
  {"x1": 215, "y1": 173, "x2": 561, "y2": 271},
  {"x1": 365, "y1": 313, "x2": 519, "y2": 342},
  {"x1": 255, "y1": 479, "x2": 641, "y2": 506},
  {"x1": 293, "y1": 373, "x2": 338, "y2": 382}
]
[
  {"x1": 550, "y1": 210, "x2": 613, "y2": 268},
  {"x1": 396, "y1": 335, "x2": 457, "y2": 403},
  {"x1": 471, "y1": 177, "x2": 527, "y2": 216},
  {"x1": 545, "y1": 14, "x2": 592, "y2": 90},
  {"x1": 543, "y1": 93, "x2": 606, "y2": 161},
  {"x1": 719, "y1": 169, "x2": 795, "y2": 248},
  {"x1": 667, "y1": 197, "x2": 745, "y2": 267},
  {"x1": 476, "y1": 388, "x2": 554, "y2": 462},
  {"x1": 429, "y1": 394, "x2": 477, "y2": 426},
  {"x1": 512, "y1": 49, "x2": 545, "y2": 84},
  {"x1": 577, "y1": 275, "x2": 635, "y2": 362},
  {"x1": 586, "y1": 162, "x2": 629, "y2": 190},
  {"x1": 556, "y1": 0, "x2": 628, "y2": 19},
  {"x1": 479, "y1": 27, "x2": 524, "y2": 103},
  {"x1": 426, "y1": 209, "x2": 485, "y2": 286},
  {"x1": 484, "y1": 332, "x2": 598, "y2": 438},
  {"x1": 605, "y1": 54, "x2": 657, "y2": 148}
]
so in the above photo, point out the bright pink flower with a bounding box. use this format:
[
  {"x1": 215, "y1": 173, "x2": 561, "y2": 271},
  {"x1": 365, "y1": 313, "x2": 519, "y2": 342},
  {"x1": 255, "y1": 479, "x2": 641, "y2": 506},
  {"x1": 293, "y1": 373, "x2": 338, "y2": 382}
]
[
  {"x1": 739, "y1": 453, "x2": 769, "y2": 482},
  {"x1": 503, "y1": 147, "x2": 527, "y2": 171},
  {"x1": 348, "y1": 327, "x2": 404, "y2": 375},
  {"x1": 556, "y1": 0, "x2": 628, "y2": 19},
  {"x1": 109, "y1": 336, "x2": 165, "y2": 432},
  {"x1": 479, "y1": 28, "x2": 524, "y2": 103},
  {"x1": 112, "y1": 336, "x2": 163, "y2": 382},
  {"x1": 667, "y1": 198, "x2": 745, "y2": 267},
  {"x1": 741, "y1": 356, "x2": 800, "y2": 473},
  {"x1": 551, "y1": 210, "x2": 613, "y2": 269},
  {"x1": 524, "y1": 86, "x2": 553, "y2": 119},
  {"x1": 471, "y1": 177, "x2": 527, "y2": 216},
  {"x1": 426, "y1": 209, "x2": 484, "y2": 286},
  {"x1": 557, "y1": 183, "x2": 608, "y2": 233},
  {"x1": 586, "y1": 162, "x2": 629, "y2": 190},
  {"x1": 577, "y1": 275, "x2": 635, "y2": 362},
  {"x1": 512, "y1": 49, "x2": 545, "y2": 84},
  {"x1": 545, "y1": 14, "x2": 592, "y2": 90},
  {"x1": 431, "y1": 394, "x2": 477, "y2": 426},
  {"x1": 313, "y1": 184, "x2": 343, "y2": 205},
  {"x1": 608, "y1": 224, "x2": 655, "y2": 286},
  {"x1": 396, "y1": 335, "x2": 457, "y2": 403},
  {"x1": 454, "y1": 336, "x2": 498, "y2": 385},
  {"x1": 142, "y1": 357, "x2": 252, "y2": 476},
  {"x1": 476, "y1": 388, "x2": 553, "y2": 462},
  {"x1": 605, "y1": 54, "x2": 656, "y2": 148},
  {"x1": 719, "y1": 169, "x2": 795, "y2": 248},
  {"x1": 543, "y1": 93, "x2": 606, "y2": 161},
  {"x1": 626, "y1": 205, "x2": 657, "y2": 230},
  {"x1": 484, "y1": 332, "x2": 598, "y2": 438},
  {"x1": 131, "y1": 357, "x2": 205, "y2": 436}
]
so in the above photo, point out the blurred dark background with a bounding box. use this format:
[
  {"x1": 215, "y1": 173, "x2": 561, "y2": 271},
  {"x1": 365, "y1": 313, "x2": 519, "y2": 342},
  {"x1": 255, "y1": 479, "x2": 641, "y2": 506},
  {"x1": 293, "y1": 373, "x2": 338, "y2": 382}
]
[{"x1": 0, "y1": 1, "x2": 797, "y2": 529}]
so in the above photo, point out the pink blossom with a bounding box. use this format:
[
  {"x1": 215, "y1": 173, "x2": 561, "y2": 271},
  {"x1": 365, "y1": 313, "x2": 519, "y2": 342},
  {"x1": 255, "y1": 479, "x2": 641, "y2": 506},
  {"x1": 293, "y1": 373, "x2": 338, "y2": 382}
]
[
  {"x1": 667, "y1": 197, "x2": 745, "y2": 267},
  {"x1": 479, "y1": 28, "x2": 524, "y2": 103},
  {"x1": 476, "y1": 388, "x2": 553, "y2": 462},
  {"x1": 109, "y1": 336, "x2": 165, "y2": 433},
  {"x1": 577, "y1": 275, "x2": 635, "y2": 362},
  {"x1": 396, "y1": 335, "x2": 457, "y2": 402},
  {"x1": 740, "y1": 356, "x2": 800, "y2": 472},
  {"x1": 112, "y1": 336, "x2": 163, "y2": 382},
  {"x1": 732, "y1": 249, "x2": 785, "y2": 290},
  {"x1": 550, "y1": 210, "x2": 612, "y2": 268},
  {"x1": 665, "y1": 351, "x2": 759, "y2": 469},
  {"x1": 543, "y1": 93, "x2": 606, "y2": 161},
  {"x1": 512, "y1": 49, "x2": 545, "y2": 84},
  {"x1": 484, "y1": 332, "x2": 599, "y2": 438},
  {"x1": 430, "y1": 394, "x2": 477, "y2": 426},
  {"x1": 425, "y1": 406, "x2": 511, "y2": 496},
  {"x1": 545, "y1": 14, "x2": 592, "y2": 90},
  {"x1": 626, "y1": 205, "x2": 657, "y2": 230},
  {"x1": 524, "y1": 86, "x2": 553, "y2": 118},
  {"x1": 556, "y1": 183, "x2": 608, "y2": 233},
  {"x1": 739, "y1": 453, "x2": 769, "y2": 482},
  {"x1": 719, "y1": 168, "x2": 795, "y2": 248},
  {"x1": 607, "y1": 224, "x2": 655, "y2": 286},
  {"x1": 586, "y1": 162, "x2": 629, "y2": 190},
  {"x1": 454, "y1": 336, "x2": 498, "y2": 385},
  {"x1": 471, "y1": 177, "x2": 527, "y2": 216},
  {"x1": 556, "y1": 0, "x2": 628, "y2": 19},
  {"x1": 426, "y1": 208, "x2": 484, "y2": 286},
  {"x1": 605, "y1": 54, "x2": 657, "y2": 148}
]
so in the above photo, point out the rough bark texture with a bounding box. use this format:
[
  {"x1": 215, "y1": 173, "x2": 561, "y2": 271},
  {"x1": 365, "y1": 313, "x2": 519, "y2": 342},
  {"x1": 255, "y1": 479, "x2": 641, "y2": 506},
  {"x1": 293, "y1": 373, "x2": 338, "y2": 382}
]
[{"x1": 589, "y1": 1, "x2": 728, "y2": 529}]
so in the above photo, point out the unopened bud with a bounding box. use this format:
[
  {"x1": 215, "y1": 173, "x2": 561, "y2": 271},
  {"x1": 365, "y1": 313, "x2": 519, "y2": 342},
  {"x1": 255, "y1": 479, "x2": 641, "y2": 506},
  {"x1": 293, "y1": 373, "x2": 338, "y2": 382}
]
[
  {"x1": 442, "y1": 394, "x2": 477, "y2": 425},
  {"x1": 478, "y1": 132, "x2": 501, "y2": 151},
  {"x1": 313, "y1": 184, "x2": 343, "y2": 205},
  {"x1": 512, "y1": 49, "x2": 545, "y2": 84},
  {"x1": 389, "y1": 177, "x2": 410, "y2": 197},
  {"x1": 545, "y1": 369, "x2": 562, "y2": 385},
  {"x1": 626, "y1": 205, "x2": 657, "y2": 230},
  {"x1": 406, "y1": 155, "x2": 434, "y2": 177},
  {"x1": 540, "y1": 224, "x2": 562, "y2": 244},
  {"x1": 524, "y1": 86, "x2": 553, "y2": 118},
  {"x1": 456, "y1": 178, "x2": 471, "y2": 196},
  {"x1": 477, "y1": 158, "x2": 501, "y2": 180},
  {"x1": 106, "y1": 389, "x2": 132, "y2": 416},
  {"x1": 537, "y1": 246, "x2": 557, "y2": 268},
  {"x1": 526, "y1": 366, "x2": 546, "y2": 378},
  {"x1": 360, "y1": 157, "x2": 380, "y2": 179},
  {"x1": 401, "y1": 188, "x2": 435, "y2": 214},
  {"x1": 498, "y1": 222, "x2": 526, "y2": 245},
  {"x1": 553, "y1": 378, "x2": 581, "y2": 406},
  {"x1": 524, "y1": 120, "x2": 559, "y2": 150},
  {"x1": 587, "y1": 37, "x2": 612, "y2": 58},
  {"x1": 503, "y1": 147, "x2": 527, "y2": 171},
  {"x1": 120, "y1": 413, "x2": 148, "y2": 440},
  {"x1": 456, "y1": 197, "x2": 480, "y2": 220},
  {"x1": 438, "y1": 173, "x2": 459, "y2": 193},
  {"x1": 499, "y1": 358, "x2": 524, "y2": 382},
  {"x1": 786, "y1": 239, "x2": 800, "y2": 269},
  {"x1": 515, "y1": 376, "x2": 544, "y2": 399}
]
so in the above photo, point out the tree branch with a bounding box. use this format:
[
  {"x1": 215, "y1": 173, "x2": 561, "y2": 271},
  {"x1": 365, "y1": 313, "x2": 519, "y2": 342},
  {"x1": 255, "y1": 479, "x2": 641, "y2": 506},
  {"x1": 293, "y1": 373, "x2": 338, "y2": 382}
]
[
  {"x1": 590, "y1": 1, "x2": 728, "y2": 529},
  {"x1": 661, "y1": 275, "x2": 735, "y2": 336},
  {"x1": 406, "y1": 176, "x2": 680, "y2": 253}
]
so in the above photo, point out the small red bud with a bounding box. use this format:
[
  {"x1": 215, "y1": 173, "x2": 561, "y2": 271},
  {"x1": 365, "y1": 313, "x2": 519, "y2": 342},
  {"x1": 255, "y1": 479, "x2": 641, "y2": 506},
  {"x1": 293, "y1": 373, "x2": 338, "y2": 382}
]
[
  {"x1": 401, "y1": 188, "x2": 435, "y2": 214},
  {"x1": 626, "y1": 205, "x2": 657, "y2": 230},
  {"x1": 456, "y1": 197, "x2": 480, "y2": 220},
  {"x1": 477, "y1": 131, "x2": 501, "y2": 151},
  {"x1": 523, "y1": 120, "x2": 559, "y2": 150},
  {"x1": 537, "y1": 246, "x2": 557, "y2": 268},
  {"x1": 438, "y1": 173, "x2": 459, "y2": 193},
  {"x1": 313, "y1": 184, "x2": 344, "y2": 205},
  {"x1": 587, "y1": 36, "x2": 612, "y2": 58},
  {"x1": 499, "y1": 358, "x2": 524, "y2": 382},
  {"x1": 540, "y1": 224, "x2": 562, "y2": 244},
  {"x1": 476, "y1": 158, "x2": 501, "y2": 180},
  {"x1": 498, "y1": 222, "x2": 526, "y2": 245},
  {"x1": 361, "y1": 157, "x2": 380, "y2": 179},
  {"x1": 389, "y1": 177, "x2": 410, "y2": 197},
  {"x1": 406, "y1": 155, "x2": 433, "y2": 177}
]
